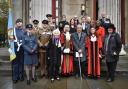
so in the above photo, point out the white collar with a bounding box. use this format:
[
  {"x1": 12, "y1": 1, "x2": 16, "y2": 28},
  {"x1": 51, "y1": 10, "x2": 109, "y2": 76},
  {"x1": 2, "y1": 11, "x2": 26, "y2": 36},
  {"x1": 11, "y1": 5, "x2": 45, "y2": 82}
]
[{"x1": 90, "y1": 35, "x2": 97, "y2": 42}]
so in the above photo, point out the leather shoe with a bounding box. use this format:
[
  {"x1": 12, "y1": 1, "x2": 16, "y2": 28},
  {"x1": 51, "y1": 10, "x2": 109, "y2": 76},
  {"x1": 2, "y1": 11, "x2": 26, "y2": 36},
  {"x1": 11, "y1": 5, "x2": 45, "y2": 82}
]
[
  {"x1": 32, "y1": 78, "x2": 37, "y2": 82},
  {"x1": 51, "y1": 78, "x2": 54, "y2": 83},
  {"x1": 13, "y1": 80, "x2": 18, "y2": 84},
  {"x1": 56, "y1": 77, "x2": 60, "y2": 81},
  {"x1": 19, "y1": 77, "x2": 24, "y2": 81},
  {"x1": 106, "y1": 78, "x2": 113, "y2": 82},
  {"x1": 27, "y1": 80, "x2": 31, "y2": 85}
]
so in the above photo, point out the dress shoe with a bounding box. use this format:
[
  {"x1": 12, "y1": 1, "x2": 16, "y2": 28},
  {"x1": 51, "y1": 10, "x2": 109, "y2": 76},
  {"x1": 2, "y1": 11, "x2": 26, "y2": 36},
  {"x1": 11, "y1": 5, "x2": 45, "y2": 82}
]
[
  {"x1": 51, "y1": 78, "x2": 54, "y2": 83},
  {"x1": 56, "y1": 77, "x2": 60, "y2": 81},
  {"x1": 27, "y1": 80, "x2": 31, "y2": 85},
  {"x1": 75, "y1": 74, "x2": 79, "y2": 79},
  {"x1": 19, "y1": 77, "x2": 24, "y2": 81},
  {"x1": 40, "y1": 74, "x2": 45, "y2": 78},
  {"x1": 82, "y1": 74, "x2": 86, "y2": 79},
  {"x1": 13, "y1": 80, "x2": 18, "y2": 84},
  {"x1": 32, "y1": 78, "x2": 37, "y2": 82},
  {"x1": 106, "y1": 78, "x2": 113, "y2": 82}
]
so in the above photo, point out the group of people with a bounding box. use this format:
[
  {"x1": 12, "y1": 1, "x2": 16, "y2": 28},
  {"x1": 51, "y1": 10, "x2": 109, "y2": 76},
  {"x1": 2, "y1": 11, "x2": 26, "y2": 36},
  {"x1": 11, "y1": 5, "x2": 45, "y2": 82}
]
[{"x1": 8, "y1": 13, "x2": 122, "y2": 85}]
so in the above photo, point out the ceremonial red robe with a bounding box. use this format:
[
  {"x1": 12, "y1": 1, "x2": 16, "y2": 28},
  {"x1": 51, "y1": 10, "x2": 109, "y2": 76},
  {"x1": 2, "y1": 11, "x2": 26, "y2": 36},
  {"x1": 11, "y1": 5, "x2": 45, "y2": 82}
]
[
  {"x1": 96, "y1": 26, "x2": 105, "y2": 49},
  {"x1": 60, "y1": 33, "x2": 73, "y2": 75},
  {"x1": 86, "y1": 35, "x2": 100, "y2": 78}
]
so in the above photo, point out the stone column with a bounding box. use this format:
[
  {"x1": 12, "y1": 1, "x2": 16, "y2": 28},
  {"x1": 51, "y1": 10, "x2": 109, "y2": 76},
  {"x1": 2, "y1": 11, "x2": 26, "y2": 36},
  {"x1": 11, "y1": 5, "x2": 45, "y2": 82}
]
[
  {"x1": 62, "y1": 0, "x2": 85, "y2": 20},
  {"x1": 30, "y1": 0, "x2": 52, "y2": 27},
  {"x1": 22, "y1": 0, "x2": 29, "y2": 25},
  {"x1": 125, "y1": 0, "x2": 128, "y2": 45},
  {"x1": 13, "y1": 0, "x2": 22, "y2": 22},
  {"x1": 98, "y1": 0, "x2": 121, "y2": 34}
]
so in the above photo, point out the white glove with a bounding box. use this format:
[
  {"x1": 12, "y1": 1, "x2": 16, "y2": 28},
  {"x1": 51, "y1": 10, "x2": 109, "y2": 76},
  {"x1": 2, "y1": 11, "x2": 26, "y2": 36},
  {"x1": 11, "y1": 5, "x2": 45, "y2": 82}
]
[
  {"x1": 63, "y1": 48, "x2": 70, "y2": 53},
  {"x1": 17, "y1": 42, "x2": 22, "y2": 52}
]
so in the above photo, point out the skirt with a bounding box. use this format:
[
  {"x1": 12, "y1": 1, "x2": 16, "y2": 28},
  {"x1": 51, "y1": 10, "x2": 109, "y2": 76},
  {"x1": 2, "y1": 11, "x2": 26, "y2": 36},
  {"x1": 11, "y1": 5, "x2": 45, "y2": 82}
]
[{"x1": 24, "y1": 54, "x2": 38, "y2": 65}]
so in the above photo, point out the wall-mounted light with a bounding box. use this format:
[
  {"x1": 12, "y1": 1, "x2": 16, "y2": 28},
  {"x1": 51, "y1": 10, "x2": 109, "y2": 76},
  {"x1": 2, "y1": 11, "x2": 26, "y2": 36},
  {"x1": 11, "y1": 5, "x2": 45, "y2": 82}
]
[
  {"x1": 81, "y1": 4, "x2": 85, "y2": 15},
  {"x1": 81, "y1": 4, "x2": 85, "y2": 11}
]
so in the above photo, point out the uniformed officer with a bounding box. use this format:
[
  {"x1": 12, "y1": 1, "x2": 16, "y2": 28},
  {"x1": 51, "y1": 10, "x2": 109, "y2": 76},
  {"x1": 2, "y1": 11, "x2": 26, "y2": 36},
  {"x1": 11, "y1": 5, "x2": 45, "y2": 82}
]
[
  {"x1": 22, "y1": 24, "x2": 38, "y2": 85},
  {"x1": 38, "y1": 20, "x2": 52, "y2": 78},
  {"x1": 46, "y1": 14, "x2": 52, "y2": 23},
  {"x1": 12, "y1": 18, "x2": 24, "y2": 83},
  {"x1": 32, "y1": 19, "x2": 40, "y2": 36}
]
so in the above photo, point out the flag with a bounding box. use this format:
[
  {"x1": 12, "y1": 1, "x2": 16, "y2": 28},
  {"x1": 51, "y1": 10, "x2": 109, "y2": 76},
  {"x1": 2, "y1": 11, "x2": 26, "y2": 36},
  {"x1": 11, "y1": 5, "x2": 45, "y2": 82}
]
[{"x1": 8, "y1": 0, "x2": 16, "y2": 61}]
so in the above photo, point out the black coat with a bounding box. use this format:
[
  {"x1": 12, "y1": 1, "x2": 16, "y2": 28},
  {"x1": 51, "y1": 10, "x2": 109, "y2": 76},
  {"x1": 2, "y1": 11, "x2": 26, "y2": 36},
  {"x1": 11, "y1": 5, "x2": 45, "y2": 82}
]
[
  {"x1": 58, "y1": 21, "x2": 69, "y2": 32},
  {"x1": 104, "y1": 33, "x2": 122, "y2": 62}
]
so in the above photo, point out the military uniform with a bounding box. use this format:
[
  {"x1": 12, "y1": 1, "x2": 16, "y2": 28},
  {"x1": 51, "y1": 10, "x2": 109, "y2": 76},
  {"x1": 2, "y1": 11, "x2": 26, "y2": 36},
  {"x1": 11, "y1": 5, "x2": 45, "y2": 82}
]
[
  {"x1": 32, "y1": 20, "x2": 40, "y2": 37},
  {"x1": 38, "y1": 20, "x2": 52, "y2": 77},
  {"x1": 22, "y1": 24, "x2": 38, "y2": 85},
  {"x1": 12, "y1": 19, "x2": 24, "y2": 83},
  {"x1": 32, "y1": 26, "x2": 40, "y2": 37}
]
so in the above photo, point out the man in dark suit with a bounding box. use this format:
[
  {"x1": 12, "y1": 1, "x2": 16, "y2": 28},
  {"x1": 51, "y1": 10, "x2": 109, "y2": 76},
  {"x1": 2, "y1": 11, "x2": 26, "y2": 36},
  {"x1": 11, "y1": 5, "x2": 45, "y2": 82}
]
[
  {"x1": 81, "y1": 16, "x2": 91, "y2": 36},
  {"x1": 58, "y1": 15, "x2": 69, "y2": 33},
  {"x1": 72, "y1": 24, "x2": 87, "y2": 78}
]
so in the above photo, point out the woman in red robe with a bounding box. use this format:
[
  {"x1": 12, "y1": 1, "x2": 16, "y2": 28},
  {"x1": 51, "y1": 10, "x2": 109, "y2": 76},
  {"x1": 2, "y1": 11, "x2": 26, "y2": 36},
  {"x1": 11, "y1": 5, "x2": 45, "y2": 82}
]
[
  {"x1": 60, "y1": 25, "x2": 73, "y2": 76},
  {"x1": 86, "y1": 27, "x2": 100, "y2": 78}
]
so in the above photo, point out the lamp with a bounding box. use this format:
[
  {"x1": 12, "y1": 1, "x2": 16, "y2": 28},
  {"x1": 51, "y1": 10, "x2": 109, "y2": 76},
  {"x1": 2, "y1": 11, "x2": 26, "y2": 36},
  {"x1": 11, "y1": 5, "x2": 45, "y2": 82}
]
[{"x1": 81, "y1": 4, "x2": 85, "y2": 15}]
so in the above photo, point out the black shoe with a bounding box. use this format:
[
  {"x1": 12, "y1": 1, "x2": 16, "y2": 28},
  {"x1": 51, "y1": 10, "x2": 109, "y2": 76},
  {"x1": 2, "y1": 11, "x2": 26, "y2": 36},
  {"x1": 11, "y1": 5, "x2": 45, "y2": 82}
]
[
  {"x1": 82, "y1": 74, "x2": 86, "y2": 79},
  {"x1": 51, "y1": 78, "x2": 54, "y2": 83},
  {"x1": 75, "y1": 74, "x2": 79, "y2": 79},
  {"x1": 19, "y1": 77, "x2": 24, "y2": 81},
  {"x1": 56, "y1": 77, "x2": 60, "y2": 81},
  {"x1": 13, "y1": 80, "x2": 18, "y2": 84},
  {"x1": 27, "y1": 80, "x2": 31, "y2": 85},
  {"x1": 32, "y1": 78, "x2": 37, "y2": 82},
  {"x1": 40, "y1": 74, "x2": 45, "y2": 78},
  {"x1": 106, "y1": 78, "x2": 113, "y2": 82}
]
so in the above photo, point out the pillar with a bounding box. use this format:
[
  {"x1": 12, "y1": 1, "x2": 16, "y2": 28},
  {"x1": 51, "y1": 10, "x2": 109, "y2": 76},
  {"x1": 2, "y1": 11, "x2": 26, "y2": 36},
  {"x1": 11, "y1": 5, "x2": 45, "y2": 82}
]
[{"x1": 13, "y1": 0, "x2": 23, "y2": 22}]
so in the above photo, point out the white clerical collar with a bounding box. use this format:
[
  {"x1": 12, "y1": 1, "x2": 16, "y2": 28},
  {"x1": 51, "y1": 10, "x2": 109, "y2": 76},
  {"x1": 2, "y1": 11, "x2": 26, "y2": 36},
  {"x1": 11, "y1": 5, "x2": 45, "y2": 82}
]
[{"x1": 90, "y1": 35, "x2": 97, "y2": 42}]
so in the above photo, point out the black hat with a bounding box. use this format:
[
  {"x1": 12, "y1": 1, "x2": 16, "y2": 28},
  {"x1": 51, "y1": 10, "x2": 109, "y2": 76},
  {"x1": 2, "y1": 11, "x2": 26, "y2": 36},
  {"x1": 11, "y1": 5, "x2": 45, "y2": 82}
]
[
  {"x1": 26, "y1": 24, "x2": 33, "y2": 30},
  {"x1": 46, "y1": 14, "x2": 52, "y2": 18},
  {"x1": 16, "y1": 18, "x2": 23, "y2": 23},
  {"x1": 108, "y1": 23, "x2": 116, "y2": 30},
  {"x1": 42, "y1": 20, "x2": 48, "y2": 24},
  {"x1": 33, "y1": 20, "x2": 39, "y2": 24}
]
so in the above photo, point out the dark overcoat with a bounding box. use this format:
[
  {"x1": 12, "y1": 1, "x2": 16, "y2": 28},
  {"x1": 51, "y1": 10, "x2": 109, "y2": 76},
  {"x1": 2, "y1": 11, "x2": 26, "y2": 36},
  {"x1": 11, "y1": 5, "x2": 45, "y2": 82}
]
[
  {"x1": 71, "y1": 32, "x2": 86, "y2": 62},
  {"x1": 104, "y1": 33, "x2": 122, "y2": 62}
]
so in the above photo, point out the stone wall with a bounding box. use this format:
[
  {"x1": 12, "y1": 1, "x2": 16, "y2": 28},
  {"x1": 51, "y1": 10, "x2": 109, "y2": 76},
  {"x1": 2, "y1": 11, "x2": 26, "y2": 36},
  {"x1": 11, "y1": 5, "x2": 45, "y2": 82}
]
[
  {"x1": 62, "y1": 0, "x2": 93, "y2": 21},
  {"x1": 125, "y1": 0, "x2": 128, "y2": 45},
  {"x1": 13, "y1": 0, "x2": 23, "y2": 22}
]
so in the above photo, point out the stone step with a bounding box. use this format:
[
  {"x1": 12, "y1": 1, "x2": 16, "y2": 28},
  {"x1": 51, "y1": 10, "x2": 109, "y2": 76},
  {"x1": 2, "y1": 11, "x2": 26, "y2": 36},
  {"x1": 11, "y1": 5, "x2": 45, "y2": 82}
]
[{"x1": 0, "y1": 48, "x2": 128, "y2": 72}]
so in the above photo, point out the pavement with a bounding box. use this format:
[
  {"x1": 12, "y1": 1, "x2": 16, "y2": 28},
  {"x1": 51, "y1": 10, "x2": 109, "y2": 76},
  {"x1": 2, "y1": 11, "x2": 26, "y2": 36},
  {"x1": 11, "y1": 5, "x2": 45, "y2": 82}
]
[
  {"x1": 0, "y1": 47, "x2": 128, "y2": 89},
  {"x1": 0, "y1": 75, "x2": 128, "y2": 89}
]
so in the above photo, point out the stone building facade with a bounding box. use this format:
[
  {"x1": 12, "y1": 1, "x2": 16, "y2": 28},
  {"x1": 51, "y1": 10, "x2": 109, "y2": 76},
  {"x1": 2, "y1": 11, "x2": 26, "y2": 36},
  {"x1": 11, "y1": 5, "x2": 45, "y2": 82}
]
[{"x1": 12, "y1": 0, "x2": 128, "y2": 45}]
